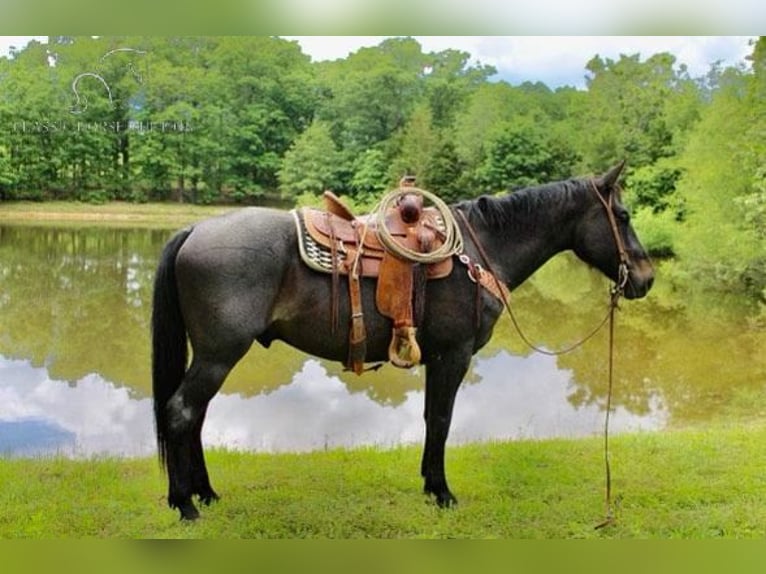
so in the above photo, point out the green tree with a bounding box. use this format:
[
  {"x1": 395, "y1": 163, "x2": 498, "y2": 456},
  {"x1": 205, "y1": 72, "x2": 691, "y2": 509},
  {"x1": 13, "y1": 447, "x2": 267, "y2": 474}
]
[
  {"x1": 453, "y1": 81, "x2": 583, "y2": 194},
  {"x1": 0, "y1": 144, "x2": 16, "y2": 198},
  {"x1": 128, "y1": 39, "x2": 215, "y2": 202},
  {"x1": 423, "y1": 139, "x2": 465, "y2": 202},
  {"x1": 207, "y1": 36, "x2": 315, "y2": 201},
  {"x1": 47, "y1": 36, "x2": 147, "y2": 201},
  {"x1": 422, "y1": 48, "x2": 495, "y2": 129},
  {"x1": 475, "y1": 125, "x2": 578, "y2": 194},
  {"x1": 315, "y1": 37, "x2": 426, "y2": 158},
  {"x1": 388, "y1": 102, "x2": 438, "y2": 187},
  {"x1": 453, "y1": 82, "x2": 518, "y2": 171},
  {"x1": 1, "y1": 39, "x2": 69, "y2": 199},
  {"x1": 582, "y1": 52, "x2": 702, "y2": 171},
  {"x1": 670, "y1": 38, "x2": 766, "y2": 297},
  {"x1": 349, "y1": 147, "x2": 391, "y2": 201},
  {"x1": 278, "y1": 120, "x2": 340, "y2": 198}
]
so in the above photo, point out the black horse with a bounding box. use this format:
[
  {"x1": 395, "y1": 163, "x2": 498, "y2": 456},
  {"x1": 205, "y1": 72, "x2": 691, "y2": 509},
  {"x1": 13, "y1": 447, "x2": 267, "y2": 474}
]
[{"x1": 152, "y1": 162, "x2": 654, "y2": 520}]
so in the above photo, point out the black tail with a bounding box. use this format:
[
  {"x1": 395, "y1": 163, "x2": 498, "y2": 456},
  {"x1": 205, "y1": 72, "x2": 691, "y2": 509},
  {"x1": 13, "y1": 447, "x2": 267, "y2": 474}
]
[{"x1": 152, "y1": 228, "x2": 193, "y2": 470}]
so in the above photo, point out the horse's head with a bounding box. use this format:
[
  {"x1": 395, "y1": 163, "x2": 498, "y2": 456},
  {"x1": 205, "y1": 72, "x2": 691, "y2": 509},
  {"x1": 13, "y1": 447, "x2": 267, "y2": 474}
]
[{"x1": 573, "y1": 161, "x2": 654, "y2": 299}]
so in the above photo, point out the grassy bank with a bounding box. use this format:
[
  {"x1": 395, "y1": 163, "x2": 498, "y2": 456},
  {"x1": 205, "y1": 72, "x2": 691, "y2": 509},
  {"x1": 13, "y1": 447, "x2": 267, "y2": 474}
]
[
  {"x1": 0, "y1": 200, "x2": 235, "y2": 228},
  {"x1": 2, "y1": 423, "x2": 766, "y2": 538}
]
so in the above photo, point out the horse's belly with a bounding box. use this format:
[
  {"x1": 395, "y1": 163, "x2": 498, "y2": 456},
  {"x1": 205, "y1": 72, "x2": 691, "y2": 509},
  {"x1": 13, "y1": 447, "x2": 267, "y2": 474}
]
[{"x1": 263, "y1": 313, "x2": 394, "y2": 365}]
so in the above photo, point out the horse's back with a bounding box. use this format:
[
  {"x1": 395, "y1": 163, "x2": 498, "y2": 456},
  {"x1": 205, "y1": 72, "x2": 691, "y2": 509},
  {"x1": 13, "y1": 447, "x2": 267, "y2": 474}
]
[{"x1": 183, "y1": 206, "x2": 293, "y2": 248}]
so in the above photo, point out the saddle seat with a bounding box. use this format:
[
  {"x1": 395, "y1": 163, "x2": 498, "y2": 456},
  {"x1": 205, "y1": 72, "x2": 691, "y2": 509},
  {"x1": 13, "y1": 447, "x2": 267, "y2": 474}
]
[{"x1": 295, "y1": 189, "x2": 455, "y2": 373}]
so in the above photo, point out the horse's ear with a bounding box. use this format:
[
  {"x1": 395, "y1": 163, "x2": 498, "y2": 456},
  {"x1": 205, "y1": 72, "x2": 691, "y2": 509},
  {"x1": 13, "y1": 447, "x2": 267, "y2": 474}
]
[{"x1": 597, "y1": 160, "x2": 626, "y2": 190}]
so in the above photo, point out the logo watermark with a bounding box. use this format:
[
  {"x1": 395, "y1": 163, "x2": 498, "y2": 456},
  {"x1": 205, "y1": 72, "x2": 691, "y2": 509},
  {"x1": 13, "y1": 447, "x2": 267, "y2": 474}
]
[
  {"x1": 10, "y1": 119, "x2": 194, "y2": 134},
  {"x1": 70, "y1": 47, "x2": 147, "y2": 115}
]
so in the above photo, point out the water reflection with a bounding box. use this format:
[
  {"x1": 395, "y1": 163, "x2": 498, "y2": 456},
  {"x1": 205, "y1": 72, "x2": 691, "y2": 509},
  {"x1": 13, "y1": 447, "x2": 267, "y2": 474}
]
[
  {"x1": 456, "y1": 350, "x2": 665, "y2": 440},
  {"x1": 0, "y1": 352, "x2": 665, "y2": 458},
  {"x1": 0, "y1": 222, "x2": 763, "y2": 457},
  {"x1": 0, "y1": 355, "x2": 153, "y2": 457}
]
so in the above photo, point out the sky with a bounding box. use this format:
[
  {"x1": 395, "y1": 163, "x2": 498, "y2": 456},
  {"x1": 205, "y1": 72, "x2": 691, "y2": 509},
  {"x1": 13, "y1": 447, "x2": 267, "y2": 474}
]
[
  {"x1": 0, "y1": 35, "x2": 757, "y2": 89},
  {"x1": 283, "y1": 36, "x2": 757, "y2": 88}
]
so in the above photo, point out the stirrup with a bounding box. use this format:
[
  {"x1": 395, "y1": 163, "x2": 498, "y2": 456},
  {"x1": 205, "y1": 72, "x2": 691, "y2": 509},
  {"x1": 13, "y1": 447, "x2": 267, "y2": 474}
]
[{"x1": 388, "y1": 326, "x2": 421, "y2": 368}]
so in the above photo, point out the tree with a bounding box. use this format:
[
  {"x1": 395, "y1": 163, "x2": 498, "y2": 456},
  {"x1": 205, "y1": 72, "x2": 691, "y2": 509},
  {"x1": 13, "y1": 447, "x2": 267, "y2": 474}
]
[
  {"x1": 453, "y1": 82, "x2": 518, "y2": 171},
  {"x1": 388, "y1": 103, "x2": 439, "y2": 187},
  {"x1": 315, "y1": 37, "x2": 426, "y2": 157},
  {"x1": 2, "y1": 39, "x2": 69, "y2": 199},
  {"x1": 669, "y1": 38, "x2": 766, "y2": 297},
  {"x1": 349, "y1": 147, "x2": 390, "y2": 202},
  {"x1": 207, "y1": 36, "x2": 316, "y2": 200},
  {"x1": 582, "y1": 52, "x2": 703, "y2": 171},
  {"x1": 452, "y1": 80, "x2": 583, "y2": 194},
  {"x1": 278, "y1": 120, "x2": 340, "y2": 198},
  {"x1": 423, "y1": 139, "x2": 465, "y2": 202},
  {"x1": 0, "y1": 145, "x2": 16, "y2": 199},
  {"x1": 475, "y1": 126, "x2": 579, "y2": 194},
  {"x1": 422, "y1": 48, "x2": 495, "y2": 129}
]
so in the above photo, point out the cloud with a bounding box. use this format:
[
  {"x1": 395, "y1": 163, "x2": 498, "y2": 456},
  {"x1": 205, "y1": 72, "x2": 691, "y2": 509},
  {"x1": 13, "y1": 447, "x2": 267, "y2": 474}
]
[
  {"x1": 483, "y1": 37, "x2": 755, "y2": 87},
  {"x1": 0, "y1": 36, "x2": 47, "y2": 57},
  {"x1": 284, "y1": 36, "x2": 756, "y2": 89}
]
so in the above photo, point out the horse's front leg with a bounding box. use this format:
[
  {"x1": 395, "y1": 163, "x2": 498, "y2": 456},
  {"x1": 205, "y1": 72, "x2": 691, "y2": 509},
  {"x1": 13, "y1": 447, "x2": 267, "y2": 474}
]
[{"x1": 421, "y1": 347, "x2": 472, "y2": 507}]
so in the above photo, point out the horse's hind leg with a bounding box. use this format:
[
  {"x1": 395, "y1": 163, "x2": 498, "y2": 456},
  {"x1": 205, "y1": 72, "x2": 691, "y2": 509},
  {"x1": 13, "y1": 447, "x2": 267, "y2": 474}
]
[
  {"x1": 190, "y1": 403, "x2": 217, "y2": 505},
  {"x1": 164, "y1": 357, "x2": 238, "y2": 520}
]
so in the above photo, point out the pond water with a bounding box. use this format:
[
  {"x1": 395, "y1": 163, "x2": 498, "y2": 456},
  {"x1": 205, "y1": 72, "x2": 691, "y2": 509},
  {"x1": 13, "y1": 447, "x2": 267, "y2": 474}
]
[{"x1": 0, "y1": 222, "x2": 763, "y2": 458}]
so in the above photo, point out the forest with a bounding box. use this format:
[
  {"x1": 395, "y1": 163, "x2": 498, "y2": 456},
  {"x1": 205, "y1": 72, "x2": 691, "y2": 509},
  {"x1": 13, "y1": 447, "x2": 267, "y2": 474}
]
[{"x1": 0, "y1": 36, "x2": 764, "y2": 302}]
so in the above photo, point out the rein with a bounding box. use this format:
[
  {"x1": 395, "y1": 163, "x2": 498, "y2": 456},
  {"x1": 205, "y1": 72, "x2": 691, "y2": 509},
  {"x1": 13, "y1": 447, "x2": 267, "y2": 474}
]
[
  {"x1": 589, "y1": 178, "x2": 629, "y2": 529},
  {"x1": 455, "y1": 179, "x2": 631, "y2": 529}
]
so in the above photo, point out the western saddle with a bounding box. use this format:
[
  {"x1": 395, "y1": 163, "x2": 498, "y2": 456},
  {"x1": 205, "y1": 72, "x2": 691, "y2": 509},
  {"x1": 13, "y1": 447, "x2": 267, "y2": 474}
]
[{"x1": 293, "y1": 178, "x2": 455, "y2": 374}]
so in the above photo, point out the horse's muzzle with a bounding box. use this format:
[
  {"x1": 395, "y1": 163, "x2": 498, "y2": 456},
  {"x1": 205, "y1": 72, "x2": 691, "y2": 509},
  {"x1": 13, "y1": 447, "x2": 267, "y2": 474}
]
[{"x1": 623, "y1": 259, "x2": 655, "y2": 300}]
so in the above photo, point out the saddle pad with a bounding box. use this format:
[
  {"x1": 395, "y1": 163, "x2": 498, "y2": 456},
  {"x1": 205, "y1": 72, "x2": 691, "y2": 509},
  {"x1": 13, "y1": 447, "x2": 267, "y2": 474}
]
[{"x1": 293, "y1": 209, "x2": 347, "y2": 274}]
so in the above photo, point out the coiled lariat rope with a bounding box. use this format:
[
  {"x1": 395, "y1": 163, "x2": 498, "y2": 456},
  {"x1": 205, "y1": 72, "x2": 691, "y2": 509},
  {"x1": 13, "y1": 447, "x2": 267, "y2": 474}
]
[{"x1": 372, "y1": 187, "x2": 464, "y2": 263}]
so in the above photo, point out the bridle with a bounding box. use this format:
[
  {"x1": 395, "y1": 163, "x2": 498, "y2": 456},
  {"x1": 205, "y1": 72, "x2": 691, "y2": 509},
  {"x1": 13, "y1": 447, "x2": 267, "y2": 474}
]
[
  {"x1": 454, "y1": 178, "x2": 632, "y2": 356},
  {"x1": 588, "y1": 178, "x2": 631, "y2": 297}
]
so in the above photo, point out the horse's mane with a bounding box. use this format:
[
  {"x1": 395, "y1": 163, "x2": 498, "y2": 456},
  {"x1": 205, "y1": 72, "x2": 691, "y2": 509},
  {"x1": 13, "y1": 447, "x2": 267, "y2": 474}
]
[{"x1": 455, "y1": 178, "x2": 589, "y2": 235}]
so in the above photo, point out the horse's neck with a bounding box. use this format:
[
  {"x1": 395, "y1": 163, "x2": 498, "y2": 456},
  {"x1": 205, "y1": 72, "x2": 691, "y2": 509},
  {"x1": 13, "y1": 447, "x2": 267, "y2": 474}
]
[{"x1": 463, "y1": 188, "x2": 583, "y2": 290}]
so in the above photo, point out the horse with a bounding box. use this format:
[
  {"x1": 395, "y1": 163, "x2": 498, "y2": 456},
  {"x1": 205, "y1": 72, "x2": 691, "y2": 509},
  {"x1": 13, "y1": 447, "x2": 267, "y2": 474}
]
[{"x1": 151, "y1": 161, "x2": 654, "y2": 520}]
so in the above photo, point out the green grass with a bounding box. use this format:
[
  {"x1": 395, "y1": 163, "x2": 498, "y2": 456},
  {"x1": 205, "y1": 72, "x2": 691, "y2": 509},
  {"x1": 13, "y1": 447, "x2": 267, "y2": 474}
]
[{"x1": 2, "y1": 424, "x2": 766, "y2": 538}]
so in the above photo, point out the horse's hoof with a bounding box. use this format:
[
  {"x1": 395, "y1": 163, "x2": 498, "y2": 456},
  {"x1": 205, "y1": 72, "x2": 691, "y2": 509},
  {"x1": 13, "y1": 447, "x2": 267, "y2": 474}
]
[
  {"x1": 436, "y1": 492, "x2": 458, "y2": 508},
  {"x1": 198, "y1": 490, "x2": 220, "y2": 507},
  {"x1": 424, "y1": 483, "x2": 458, "y2": 508},
  {"x1": 176, "y1": 501, "x2": 200, "y2": 521}
]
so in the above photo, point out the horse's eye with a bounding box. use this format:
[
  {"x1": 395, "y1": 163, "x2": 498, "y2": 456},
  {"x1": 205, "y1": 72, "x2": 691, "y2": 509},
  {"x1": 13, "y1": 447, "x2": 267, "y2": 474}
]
[{"x1": 616, "y1": 210, "x2": 630, "y2": 223}]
